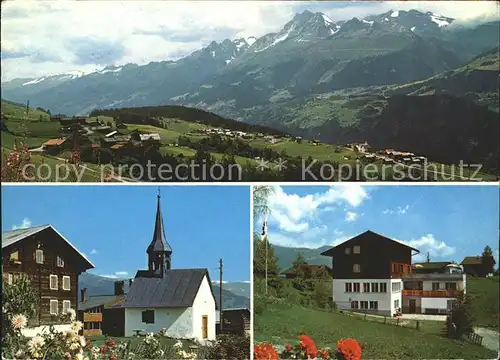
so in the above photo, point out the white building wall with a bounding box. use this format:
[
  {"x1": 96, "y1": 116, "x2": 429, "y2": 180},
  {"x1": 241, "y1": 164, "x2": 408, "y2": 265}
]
[
  {"x1": 421, "y1": 297, "x2": 450, "y2": 312},
  {"x1": 124, "y1": 307, "x2": 193, "y2": 338},
  {"x1": 332, "y1": 279, "x2": 400, "y2": 316},
  {"x1": 191, "y1": 275, "x2": 217, "y2": 342}
]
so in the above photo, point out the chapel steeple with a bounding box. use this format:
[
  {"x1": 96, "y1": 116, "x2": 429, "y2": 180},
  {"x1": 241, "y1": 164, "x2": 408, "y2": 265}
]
[{"x1": 147, "y1": 188, "x2": 172, "y2": 276}]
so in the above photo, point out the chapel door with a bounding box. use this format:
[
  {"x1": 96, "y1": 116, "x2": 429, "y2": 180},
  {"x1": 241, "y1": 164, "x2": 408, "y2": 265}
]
[{"x1": 202, "y1": 315, "x2": 208, "y2": 339}]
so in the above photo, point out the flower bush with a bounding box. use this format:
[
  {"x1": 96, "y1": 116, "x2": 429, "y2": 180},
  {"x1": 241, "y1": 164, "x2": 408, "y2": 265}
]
[
  {"x1": 254, "y1": 335, "x2": 361, "y2": 360},
  {"x1": 1, "y1": 141, "x2": 33, "y2": 182}
]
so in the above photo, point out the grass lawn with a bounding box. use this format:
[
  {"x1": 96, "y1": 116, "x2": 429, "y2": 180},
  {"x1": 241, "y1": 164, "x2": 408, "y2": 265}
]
[
  {"x1": 467, "y1": 276, "x2": 500, "y2": 329},
  {"x1": 254, "y1": 303, "x2": 497, "y2": 359}
]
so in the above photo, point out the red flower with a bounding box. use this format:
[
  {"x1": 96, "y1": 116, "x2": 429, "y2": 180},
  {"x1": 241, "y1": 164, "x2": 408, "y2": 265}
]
[
  {"x1": 285, "y1": 344, "x2": 293, "y2": 352},
  {"x1": 337, "y1": 338, "x2": 362, "y2": 360},
  {"x1": 319, "y1": 349, "x2": 329, "y2": 359},
  {"x1": 254, "y1": 343, "x2": 279, "y2": 360},
  {"x1": 100, "y1": 345, "x2": 109, "y2": 354},
  {"x1": 299, "y1": 334, "x2": 318, "y2": 359},
  {"x1": 105, "y1": 338, "x2": 116, "y2": 347}
]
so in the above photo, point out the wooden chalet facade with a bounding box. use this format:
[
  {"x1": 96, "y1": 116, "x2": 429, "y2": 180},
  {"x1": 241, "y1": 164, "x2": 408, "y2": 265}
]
[
  {"x1": 216, "y1": 308, "x2": 250, "y2": 336},
  {"x1": 2, "y1": 225, "x2": 94, "y2": 326},
  {"x1": 320, "y1": 230, "x2": 417, "y2": 280},
  {"x1": 78, "y1": 281, "x2": 128, "y2": 337},
  {"x1": 460, "y1": 256, "x2": 494, "y2": 277}
]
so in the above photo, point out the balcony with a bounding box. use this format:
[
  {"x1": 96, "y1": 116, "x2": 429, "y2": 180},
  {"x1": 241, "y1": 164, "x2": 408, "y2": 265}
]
[
  {"x1": 391, "y1": 262, "x2": 412, "y2": 278},
  {"x1": 402, "y1": 289, "x2": 458, "y2": 297},
  {"x1": 83, "y1": 313, "x2": 102, "y2": 322}
]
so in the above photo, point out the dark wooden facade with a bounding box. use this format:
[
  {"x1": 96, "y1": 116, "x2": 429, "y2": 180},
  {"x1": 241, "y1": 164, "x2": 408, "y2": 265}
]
[
  {"x1": 217, "y1": 308, "x2": 250, "y2": 336},
  {"x1": 2, "y1": 226, "x2": 93, "y2": 326},
  {"x1": 321, "y1": 231, "x2": 418, "y2": 279}
]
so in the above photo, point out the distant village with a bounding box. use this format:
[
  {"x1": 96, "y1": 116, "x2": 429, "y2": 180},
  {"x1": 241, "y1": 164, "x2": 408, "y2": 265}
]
[{"x1": 26, "y1": 114, "x2": 431, "y2": 168}]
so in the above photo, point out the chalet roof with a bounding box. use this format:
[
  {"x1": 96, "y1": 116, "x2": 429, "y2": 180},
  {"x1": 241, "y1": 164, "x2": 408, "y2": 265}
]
[
  {"x1": 320, "y1": 230, "x2": 419, "y2": 257},
  {"x1": 461, "y1": 256, "x2": 483, "y2": 265},
  {"x1": 123, "y1": 269, "x2": 216, "y2": 308},
  {"x1": 79, "y1": 295, "x2": 125, "y2": 311},
  {"x1": 147, "y1": 195, "x2": 172, "y2": 254},
  {"x1": 43, "y1": 138, "x2": 66, "y2": 146},
  {"x1": 2, "y1": 225, "x2": 94, "y2": 269},
  {"x1": 412, "y1": 261, "x2": 452, "y2": 270}
]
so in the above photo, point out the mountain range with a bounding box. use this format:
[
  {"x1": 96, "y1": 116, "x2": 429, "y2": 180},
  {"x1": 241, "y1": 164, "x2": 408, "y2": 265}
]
[
  {"x1": 2, "y1": 9, "x2": 499, "y2": 167},
  {"x1": 79, "y1": 272, "x2": 250, "y2": 309}
]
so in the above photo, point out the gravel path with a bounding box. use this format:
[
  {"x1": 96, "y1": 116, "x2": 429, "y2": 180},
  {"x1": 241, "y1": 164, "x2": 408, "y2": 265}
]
[{"x1": 474, "y1": 327, "x2": 500, "y2": 353}]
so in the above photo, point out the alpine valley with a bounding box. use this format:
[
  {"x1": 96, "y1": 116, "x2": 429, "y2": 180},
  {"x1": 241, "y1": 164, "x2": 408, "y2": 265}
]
[{"x1": 2, "y1": 8, "x2": 499, "y2": 177}]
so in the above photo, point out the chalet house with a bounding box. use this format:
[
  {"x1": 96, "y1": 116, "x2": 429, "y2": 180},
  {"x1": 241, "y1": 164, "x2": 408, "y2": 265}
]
[
  {"x1": 321, "y1": 231, "x2": 466, "y2": 316},
  {"x1": 280, "y1": 265, "x2": 332, "y2": 279},
  {"x1": 42, "y1": 138, "x2": 67, "y2": 152},
  {"x1": 460, "y1": 256, "x2": 494, "y2": 277},
  {"x1": 2, "y1": 225, "x2": 94, "y2": 329},
  {"x1": 121, "y1": 193, "x2": 217, "y2": 342},
  {"x1": 78, "y1": 281, "x2": 128, "y2": 337},
  {"x1": 216, "y1": 308, "x2": 250, "y2": 336}
]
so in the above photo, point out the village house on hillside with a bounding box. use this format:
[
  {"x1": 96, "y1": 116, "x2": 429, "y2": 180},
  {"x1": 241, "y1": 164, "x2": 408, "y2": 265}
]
[
  {"x1": 321, "y1": 230, "x2": 466, "y2": 316},
  {"x1": 78, "y1": 192, "x2": 217, "y2": 342},
  {"x1": 2, "y1": 225, "x2": 94, "y2": 335},
  {"x1": 460, "y1": 256, "x2": 495, "y2": 277}
]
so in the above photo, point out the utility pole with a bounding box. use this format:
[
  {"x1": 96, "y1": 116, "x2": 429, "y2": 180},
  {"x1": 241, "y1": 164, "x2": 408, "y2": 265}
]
[{"x1": 219, "y1": 258, "x2": 223, "y2": 332}]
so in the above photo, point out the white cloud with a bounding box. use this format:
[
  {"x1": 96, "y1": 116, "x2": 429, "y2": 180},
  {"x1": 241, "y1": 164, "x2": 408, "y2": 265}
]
[
  {"x1": 268, "y1": 230, "x2": 350, "y2": 249},
  {"x1": 114, "y1": 271, "x2": 128, "y2": 276},
  {"x1": 345, "y1": 211, "x2": 358, "y2": 222},
  {"x1": 90, "y1": 249, "x2": 98, "y2": 255},
  {"x1": 100, "y1": 274, "x2": 119, "y2": 279},
  {"x1": 212, "y1": 280, "x2": 228, "y2": 284},
  {"x1": 11, "y1": 218, "x2": 32, "y2": 230},
  {"x1": 382, "y1": 205, "x2": 410, "y2": 215},
  {"x1": 402, "y1": 234, "x2": 456, "y2": 261},
  {"x1": 2, "y1": 1, "x2": 497, "y2": 80},
  {"x1": 268, "y1": 185, "x2": 369, "y2": 233}
]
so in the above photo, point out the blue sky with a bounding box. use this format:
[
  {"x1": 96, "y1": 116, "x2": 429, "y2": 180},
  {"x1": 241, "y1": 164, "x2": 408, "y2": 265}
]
[
  {"x1": 2, "y1": 185, "x2": 250, "y2": 282},
  {"x1": 256, "y1": 185, "x2": 499, "y2": 264},
  {"x1": 2, "y1": 1, "x2": 498, "y2": 81}
]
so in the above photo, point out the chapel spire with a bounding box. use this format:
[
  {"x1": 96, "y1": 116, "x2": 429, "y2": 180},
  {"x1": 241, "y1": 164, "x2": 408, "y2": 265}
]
[{"x1": 147, "y1": 188, "x2": 172, "y2": 275}]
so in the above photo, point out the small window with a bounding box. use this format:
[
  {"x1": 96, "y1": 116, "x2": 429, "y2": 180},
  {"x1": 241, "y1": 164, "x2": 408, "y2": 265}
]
[
  {"x1": 432, "y1": 282, "x2": 440, "y2": 290},
  {"x1": 360, "y1": 301, "x2": 368, "y2": 309},
  {"x1": 369, "y1": 301, "x2": 378, "y2": 310},
  {"x1": 363, "y1": 283, "x2": 370, "y2": 292},
  {"x1": 394, "y1": 299, "x2": 400, "y2": 309},
  {"x1": 10, "y1": 250, "x2": 19, "y2": 261},
  {"x1": 142, "y1": 310, "x2": 155, "y2": 324},
  {"x1": 380, "y1": 283, "x2": 387, "y2": 293},
  {"x1": 50, "y1": 300, "x2": 58, "y2": 315},
  {"x1": 445, "y1": 282, "x2": 457, "y2": 291},
  {"x1": 62, "y1": 276, "x2": 70, "y2": 291},
  {"x1": 353, "y1": 245, "x2": 360, "y2": 254},
  {"x1": 392, "y1": 282, "x2": 401, "y2": 292},
  {"x1": 57, "y1": 256, "x2": 64, "y2": 268},
  {"x1": 35, "y1": 249, "x2": 44, "y2": 264},
  {"x1": 371, "y1": 283, "x2": 379, "y2": 292},
  {"x1": 345, "y1": 247, "x2": 351, "y2": 255},
  {"x1": 353, "y1": 264, "x2": 361, "y2": 273},
  {"x1": 345, "y1": 283, "x2": 353, "y2": 292},
  {"x1": 62, "y1": 300, "x2": 71, "y2": 314},
  {"x1": 50, "y1": 275, "x2": 58, "y2": 290},
  {"x1": 353, "y1": 283, "x2": 360, "y2": 292},
  {"x1": 350, "y1": 301, "x2": 359, "y2": 309},
  {"x1": 7, "y1": 273, "x2": 13, "y2": 285}
]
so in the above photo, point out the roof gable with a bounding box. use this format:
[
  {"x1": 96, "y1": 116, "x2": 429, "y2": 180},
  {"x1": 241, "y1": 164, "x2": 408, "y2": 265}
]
[
  {"x1": 2, "y1": 225, "x2": 94, "y2": 269},
  {"x1": 461, "y1": 256, "x2": 483, "y2": 265},
  {"x1": 123, "y1": 269, "x2": 216, "y2": 308},
  {"x1": 320, "y1": 230, "x2": 419, "y2": 257}
]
